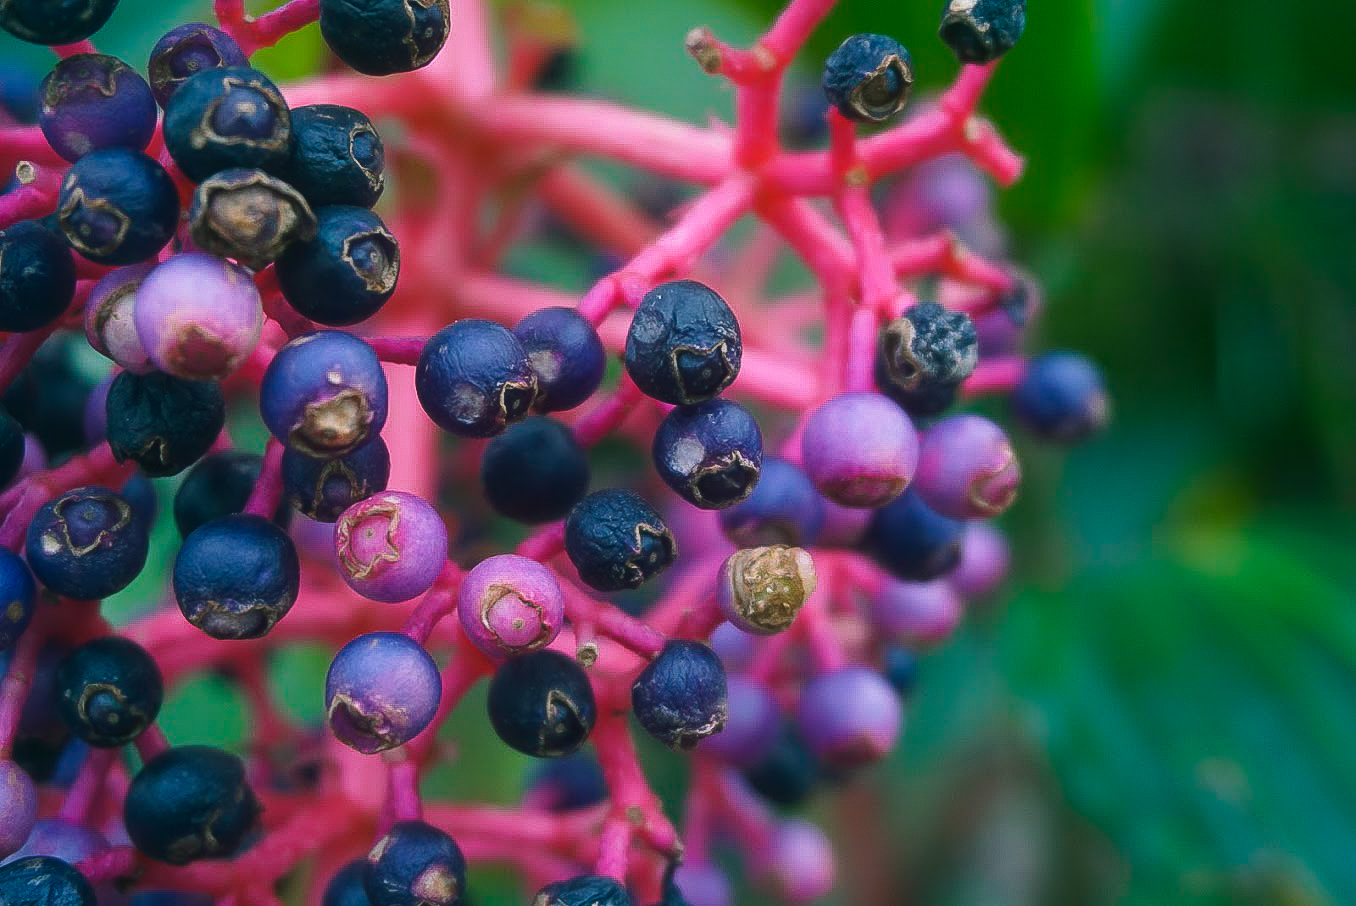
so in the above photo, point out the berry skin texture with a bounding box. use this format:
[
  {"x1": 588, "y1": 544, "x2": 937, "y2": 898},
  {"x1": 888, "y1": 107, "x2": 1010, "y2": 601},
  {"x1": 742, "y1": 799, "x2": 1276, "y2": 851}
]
[
  {"x1": 364, "y1": 821, "x2": 466, "y2": 906},
  {"x1": 320, "y1": 0, "x2": 452, "y2": 76},
  {"x1": 106, "y1": 370, "x2": 226, "y2": 477},
  {"x1": 282, "y1": 105, "x2": 386, "y2": 209},
  {"x1": 458, "y1": 554, "x2": 565, "y2": 659},
  {"x1": 533, "y1": 875, "x2": 633, "y2": 906},
  {"x1": 860, "y1": 488, "x2": 964, "y2": 582},
  {"x1": 652, "y1": 398, "x2": 763, "y2": 510},
  {"x1": 695, "y1": 674, "x2": 780, "y2": 767},
  {"x1": 322, "y1": 859, "x2": 373, "y2": 906},
  {"x1": 0, "y1": 547, "x2": 37, "y2": 653},
  {"x1": 632, "y1": 640, "x2": 728, "y2": 750},
  {"x1": 147, "y1": 23, "x2": 247, "y2": 108},
  {"x1": 173, "y1": 514, "x2": 301, "y2": 639},
  {"x1": 84, "y1": 263, "x2": 155, "y2": 373},
  {"x1": 188, "y1": 169, "x2": 318, "y2": 270},
  {"x1": 821, "y1": 33, "x2": 914, "y2": 124},
  {"x1": 940, "y1": 0, "x2": 1027, "y2": 64},
  {"x1": 276, "y1": 206, "x2": 399, "y2": 327},
  {"x1": 487, "y1": 648, "x2": 597, "y2": 757},
  {"x1": 869, "y1": 578, "x2": 963, "y2": 646},
  {"x1": 334, "y1": 491, "x2": 446, "y2": 603},
  {"x1": 1012, "y1": 350, "x2": 1110, "y2": 443},
  {"x1": 56, "y1": 149, "x2": 180, "y2": 266},
  {"x1": 163, "y1": 66, "x2": 293, "y2": 182},
  {"x1": 875, "y1": 302, "x2": 978, "y2": 418},
  {"x1": 624, "y1": 280, "x2": 742, "y2": 406},
  {"x1": 564, "y1": 489, "x2": 676, "y2": 592},
  {"x1": 0, "y1": 856, "x2": 96, "y2": 906},
  {"x1": 134, "y1": 252, "x2": 265, "y2": 381},
  {"x1": 0, "y1": 0, "x2": 118, "y2": 46},
  {"x1": 480, "y1": 417, "x2": 590, "y2": 524},
  {"x1": 260, "y1": 331, "x2": 388, "y2": 458},
  {"x1": 283, "y1": 436, "x2": 391, "y2": 522},
  {"x1": 124, "y1": 745, "x2": 261, "y2": 865},
  {"x1": 800, "y1": 391, "x2": 919, "y2": 508},
  {"x1": 54, "y1": 635, "x2": 164, "y2": 747},
  {"x1": 719, "y1": 455, "x2": 824, "y2": 548},
  {"x1": 25, "y1": 486, "x2": 149, "y2": 600},
  {"x1": 513, "y1": 307, "x2": 607, "y2": 413},
  {"x1": 0, "y1": 220, "x2": 77, "y2": 333},
  {"x1": 38, "y1": 54, "x2": 156, "y2": 162},
  {"x1": 0, "y1": 758, "x2": 38, "y2": 858},
  {"x1": 325, "y1": 631, "x2": 441, "y2": 754},
  {"x1": 716, "y1": 545, "x2": 816, "y2": 636},
  {"x1": 913, "y1": 414, "x2": 1020, "y2": 518},
  {"x1": 415, "y1": 319, "x2": 537, "y2": 438}
]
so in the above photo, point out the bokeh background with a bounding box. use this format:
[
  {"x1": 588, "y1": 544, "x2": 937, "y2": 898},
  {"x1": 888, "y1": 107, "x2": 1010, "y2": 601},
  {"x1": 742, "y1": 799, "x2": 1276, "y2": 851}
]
[{"x1": 7, "y1": 0, "x2": 1356, "y2": 903}]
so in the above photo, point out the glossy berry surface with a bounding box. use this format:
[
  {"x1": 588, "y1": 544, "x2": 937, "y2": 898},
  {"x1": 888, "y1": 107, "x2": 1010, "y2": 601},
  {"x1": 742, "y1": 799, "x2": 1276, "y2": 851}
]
[
  {"x1": 1012, "y1": 350, "x2": 1110, "y2": 443},
  {"x1": 480, "y1": 417, "x2": 590, "y2": 523},
  {"x1": 416, "y1": 319, "x2": 537, "y2": 438},
  {"x1": 282, "y1": 104, "x2": 385, "y2": 208},
  {"x1": 821, "y1": 33, "x2": 913, "y2": 123},
  {"x1": 25, "y1": 486, "x2": 149, "y2": 600},
  {"x1": 56, "y1": 149, "x2": 179, "y2": 265},
  {"x1": 134, "y1": 252, "x2": 264, "y2": 380},
  {"x1": 0, "y1": 856, "x2": 96, "y2": 906},
  {"x1": 174, "y1": 451, "x2": 281, "y2": 538},
  {"x1": 364, "y1": 820, "x2": 466, "y2": 906},
  {"x1": 124, "y1": 745, "x2": 261, "y2": 865},
  {"x1": 533, "y1": 875, "x2": 633, "y2": 906},
  {"x1": 147, "y1": 22, "x2": 247, "y2": 107},
  {"x1": 801, "y1": 391, "x2": 918, "y2": 508},
  {"x1": 334, "y1": 490, "x2": 446, "y2": 602},
  {"x1": 83, "y1": 263, "x2": 155, "y2": 373},
  {"x1": 652, "y1": 398, "x2": 763, "y2": 509},
  {"x1": 458, "y1": 554, "x2": 565, "y2": 658},
  {"x1": 325, "y1": 631, "x2": 441, "y2": 753},
  {"x1": 875, "y1": 302, "x2": 977, "y2": 418},
  {"x1": 163, "y1": 66, "x2": 292, "y2": 182},
  {"x1": 719, "y1": 455, "x2": 824, "y2": 547},
  {"x1": 487, "y1": 649, "x2": 597, "y2": 757},
  {"x1": 940, "y1": 0, "x2": 1026, "y2": 64},
  {"x1": 624, "y1": 280, "x2": 742, "y2": 405},
  {"x1": 322, "y1": 859, "x2": 372, "y2": 906},
  {"x1": 513, "y1": 307, "x2": 607, "y2": 413},
  {"x1": 913, "y1": 414, "x2": 1020, "y2": 518},
  {"x1": 106, "y1": 369, "x2": 226, "y2": 477},
  {"x1": 54, "y1": 635, "x2": 163, "y2": 747},
  {"x1": 716, "y1": 545, "x2": 816, "y2": 636},
  {"x1": 320, "y1": 0, "x2": 452, "y2": 76},
  {"x1": 173, "y1": 514, "x2": 301, "y2": 639},
  {"x1": 188, "y1": 169, "x2": 318, "y2": 270},
  {"x1": 0, "y1": 220, "x2": 76, "y2": 333},
  {"x1": 869, "y1": 577, "x2": 963, "y2": 645},
  {"x1": 0, "y1": 758, "x2": 38, "y2": 858},
  {"x1": 38, "y1": 54, "x2": 156, "y2": 162},
  {"x1": 797, "y1": 667, "x2": 902, "y2": 768},
  {"x1": 261, "y1": 331, "x2": 388, "y2": 458},
  {"x1": 564, "y1": 489, "x2": 676, "y2": 592},
  {"x1": 282, "y1": 436, "x2": 391, "y2": 522},
  {"x1": 0, "y1": 0, "x2": 117, "y2": 45},
  {"x1": 632, "y1": 640, "x2": 728, "y2": 750},
  {"x1": 275, "y1": 205, "x2": 399, "y2": 326},
  {"x1": 860, "y1": 488, "x2": 964, "y2": 582},
  {"x1": 0, "y1": 547, "x2": 36, "y2": 652}
]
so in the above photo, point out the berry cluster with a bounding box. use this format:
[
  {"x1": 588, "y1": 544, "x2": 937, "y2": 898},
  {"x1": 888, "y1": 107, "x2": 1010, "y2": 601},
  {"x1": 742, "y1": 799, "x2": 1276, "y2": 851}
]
[{"x1": 0, "y1": 0, "x2": 1110, "y2": 903}]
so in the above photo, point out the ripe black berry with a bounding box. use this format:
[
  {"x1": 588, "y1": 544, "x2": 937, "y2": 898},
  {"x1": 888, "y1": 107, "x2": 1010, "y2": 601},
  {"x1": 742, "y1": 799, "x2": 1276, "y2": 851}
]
[
  {"x1": 364, "y1": 820, "x2": 467, "y2": 906},
  {"x1": 173, "y1": 514, "x2": 301, "y2": 640},
  {"x1": 564, "y1": 489, "x2": 676, "y2": 592},
  {"x1": 860, "y1": 488, "x2": 964, "y2": 581},
  {"x1": 487, "y1": 649, "x2": 597, "y2": 758},
  {"x1": 282, "y1": 104, "x2": 386, "y2": 209},
  {"x1": 163, "y1": 66, "x2": 293, "y2": 182},
  {"x1": 416, "y1": 319, "x2": 536, "y2": 438},
  {"x1": 651, "y1": 399, "x2": 763, "y2": 510},
  {"x1": 0, "y1": 856, "x2": 96, "y2": 906},
  {"x1": 624, "y1": 280, "x2": 742, "y2": 405},
  {"x1": 38, "y1": 54, "x2": 156, "y2": 163},
  {"x1": 533, "y1": 875, "x2": 633, "y2": 906},
  {"x1": 56, "y1": 149, "x2": 179, "y2": 265},
  {"x1": 875, "y1": 302, "x2": 977, "y2": 417},
  {"x1": 513, "y1": 307, "x2": 607, "y2": 413},
  {"x1": 124, "y1": 745, "x2": 261, "y2": 865},
  {"x1": 147, "y1": 23, "x2": 247, "y2": 108},
  {"x1": 320, "y1": 0, "x2": 452, "y2": 76},
  {"x1": 25, "y1": 486, "x2": 149, "y2": 600},
  {"x1": 481, "y1": 417, "x2": 589, "y2": 524},
  {"x1": 822, "y1": 33, "x2": 914, "y2": 124},
  {"x1": 54, "y1": 636, "x2": 163, "y2": 747},
  {"x1": 260, "y1": 331, "x2": 388, "y2": 458},
  {"x1": 275, "y1": 206, "x2": 399, "y2": 326},
  {"x1": 282, "y1": 436, "x2": 391, "y2": 522},
  {"x1": 0, "y1": 220, "x2": 75, "y2": 333},
  {"x1": 631, "y1": 640, "x2": 728, "y2": 750},
  {"x1": 174, "y1": 451, "x2": 290, "y2": 539},
  {"x1": 1011, "y1": 351, "x2": 1110, "y2": 443},
  {"x1": 105, "y1": 370, "x2": 226, "y2": 477},
  {"x1": 940, "y1": 0, "x2": 1026, "y2": 65},
  {"x1": 0, "y1": 0, "x2": 118, "y2": 46}
]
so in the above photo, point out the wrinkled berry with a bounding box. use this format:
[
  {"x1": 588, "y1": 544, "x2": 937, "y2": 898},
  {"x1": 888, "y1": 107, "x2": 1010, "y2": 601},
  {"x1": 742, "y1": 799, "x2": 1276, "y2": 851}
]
[
  {"x1": 632, "y1": 640, "x2": 727, "y2": 750},
  {"x1": 625, "y1": 280, "x2": 742, "y2": 405}
]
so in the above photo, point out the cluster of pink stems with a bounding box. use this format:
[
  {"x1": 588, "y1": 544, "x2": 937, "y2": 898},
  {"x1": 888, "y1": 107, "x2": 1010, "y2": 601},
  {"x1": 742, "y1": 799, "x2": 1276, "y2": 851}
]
[{"x1": 0, "y1": 0, "x2": 1030, "y2": 901}]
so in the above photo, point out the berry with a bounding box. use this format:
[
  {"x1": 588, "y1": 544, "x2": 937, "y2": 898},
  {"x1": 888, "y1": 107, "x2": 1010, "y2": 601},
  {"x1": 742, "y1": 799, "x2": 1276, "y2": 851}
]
[
  {"x1": 801, "y1": 391, "x2": 919, "y2": 508},
  {"x1": 0, "y1": 856, "x2": 95, "y2": 906},
  {"x1": 25, "y1": 486, "x2": 149, "y2": 599},
  {"x1": 458, "y1": 554, "x2": 565, "y2": 659},
  {"x1": 764, "y1": 819, "x2": 835, "y2": 903},
  {"x1": 940, "y1": 0, "x2": 1026, "y2": 64},
  {"x1": 0, "y1": 0, "x2": 117, "y2": 45},
  {"x1": 716, "y1": 545, "x2": 816, "y2": 636},
  {"x1": 163, "y1": 66, "x2": 292, "y2": 182},
  {"x1": 0, "y1": 406, "x2": 23, "y2": 489},
  {"x1": 875, "y1": 302, "x2": 978, "y2": 418},
  {"x1": 282, "y1": 437, "x2": 391, "y2": 522},
  {"x1": 106, "y1": 370, "x2": 226, "y2": 477},
  {"x1": 869, "y1": 578, "x2": 962, "y2": 646},
  {"x1": 797, "y1": 667, "x2": 902, "y2": 769},
  {"x1": 708, "y1": 621, "x2": 754, "y2": 671},
  {"x1": 38, "y1": 54, "x2": 156, "y2": 162},
  {"x1": 487, "y1": 649, "x2": 596, "y2": 757},
  {"x1": 624, "y1": 280, "x2": 742, "y2": 405},
  {"x1": 188, "y1": 169, "x2": 318, "y2": 270},
  {"x1": 334, "y1": 491, "x2": 446, "y2": 603},
  {"x1": 974, "y1": 272, "x2": 1039, "y2": 357},
  {"x1": 54, "y1": 635, "x2": 163, "y2": 747},
  {"x1": 741, "y1": 721, "x2": 819, "y2": 807},
  {"x1": 0, "y1": 759, "x2": 38, "y2": 858},
  {"x1": 860, "y1": 488, "x2": 963, "y2": 581},
  {"x1": 320, "y1": 0, "x2": 452, "y2": 76},
  {"x1": 718, "y1": 456, "x2": 824, "y2": 547},
  {"x1": 282, "y1": 105, "x2": 386, "y2": 209},
  {"x1": 652, "y1": 399, "x2": 763, "y2": 509},
  {"x1": 415, "y1": 320, "x2": 536, "y2": 438},
  {"x1": 1011, "y1": 351, "x2": 1110, "y2": 443},
  {"x1": 260, "y1": 331, "x2": 388, "y2": 458},
  {"x1": 124, "y1": 745, "x2": 261, "y2": 864},
  {"x1": 951, "y1": 520, "x2": 1009, "y2": 600},
  {"x1": 134, "y1": 252, "x2": 264, "y2": 381},
  {"x1": 83, "y1": 263, "x2": 155, "y2": 373},
  {"x1": 0, "y1": 547, "x2": 36, "y2": 652},
  {"x1": 0, "y1": 645, "x2": 74, "y2": 780},
  {"x1": 913, "y1": 414, "x2": 1020, "y2": 518},
  {"x1": 513, "y1": 307, "x2": 606, "y2": 413},
  {"x1": 0, "y1": 220, "x2": 76, "y2": 333},
  {"x1": 322, "y1": 859, "x2": 372, "y2": 906},
  {"x1": 4, "y1": 335, "x2": 95, "y2": 462},
  {"x1": 881, "y1": 645, "x2": 919, "y2": 697},
  {"x1": 364, "y1": 821, "x2": 466, "y2": 906},
  {"x1": 821, "y1": 34, "x2": 913, "y2": 124},
  {"x1": 564, "y1": 489, "x2": 676, "y2": 592},
  {"x1": 56, "y1": 149, "x2": 179, "y2": 265},
  {"x1": 523, "y1": 753, "x2": 607, "y2": 812},
  {"x1": 480, "y1": 417, "x2": 589, "y2": 523},
  {"x1": 147, "y1": 23, "x2": 247, "y2": 108},
  {"x1": 276, "y1": 206, "x2": 399, "y2": 326},
  {"x1": 632, "y1": 640, "x2": 727, "y2": 750},
  {"x1": 533, "y1": 875, "x2": 632, "y2": 906},
  {"x1": 325, "y1": 631, "x2": 441, "y2": 754},
  {"x1": 173, "y1": 514, "x2": 301, "y2": 639},
  {"x1": 174, "y1": 451, "x2": 287, "y2": 539},
  {"x1": 695, "y1": 675, "x2": 779, "y2": 767}
]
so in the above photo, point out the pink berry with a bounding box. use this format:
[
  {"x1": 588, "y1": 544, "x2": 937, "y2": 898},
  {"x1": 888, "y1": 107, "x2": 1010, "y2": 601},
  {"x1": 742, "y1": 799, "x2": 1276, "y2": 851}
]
[
  {"x1": 800, "y1": 391, "x2": 918, "y2": 508},
  {"x1": 913, "y1": 413, "x2": 1020, "y2": 518},
  {"x1": 457, "y1": 554, "x2": 565, "y2": 658},
  {"x1": 134, "y1": 252, "x2": 263, "y2": 380},
  {"x1": 84, "y1": 263, "x2": 156, "y2": 374},
  {"x1": 334, "y1": 490, "x2": 446, "y2": 603},
  {"x1": 869, "y1": 578, "x2": 963, "y2": 645}
]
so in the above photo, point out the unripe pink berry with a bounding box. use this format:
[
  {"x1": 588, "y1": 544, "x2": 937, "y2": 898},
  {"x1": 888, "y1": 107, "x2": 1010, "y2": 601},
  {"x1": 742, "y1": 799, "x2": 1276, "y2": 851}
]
[
  {"x1": 913, "y1": 414, "x2": 1020, "y2": 518},
  {"x1": 334, "y1": 490, "x2": 446, "y2": 603},
  {"x1": 457, "y1": 554, "x2": 565, "y2": 658},
  {"x1": 869, "y1": 578, "x2": 963, "y2": 645},
  {"x1": 763, "y1": 819, "x2": 836, "y2": 903},
  {"x1": 134, "y1": 252, "x2": 263, "y2": 380},
  {"x1": 951, "y1": 521, "x2": 1010, "y2": 600},
  {"x1": 84, "y1": 263, "x2": 155, "y2": 374},
  {"x1": 800, "y1": 391, "x2": 918, "y2": 508}
]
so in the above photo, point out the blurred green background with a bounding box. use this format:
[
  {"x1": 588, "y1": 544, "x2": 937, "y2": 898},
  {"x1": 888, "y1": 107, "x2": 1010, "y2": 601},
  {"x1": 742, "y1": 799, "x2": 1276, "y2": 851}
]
[{"x1": 10, "y1": 0, "x2": 1356, "y2": 903}]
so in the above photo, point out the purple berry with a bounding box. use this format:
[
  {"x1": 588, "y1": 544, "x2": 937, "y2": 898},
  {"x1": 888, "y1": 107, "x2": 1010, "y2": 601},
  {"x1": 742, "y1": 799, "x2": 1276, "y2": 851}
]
[
  {"x1": 651, "y1": 398, "x2": 764, "y2": 510},
  {"x1": 861, "y1": 488, "x2": 964, "y2": 581},
  {"x1": 39, "y1": 54, "x2": 156, "y2": 162},
  {"x1": 951, "y1": 521, "x2": 1010, "y2": 600},
  {"x1": 326, "y1": 631, "x2": 441, "y2": 754},
  {"x1": 513, "y1": 306, "x2": 606, "y2": 413},
  {"x1": 815, "y1": 496, "x2": 872, "y2": 548},
  {"x1": 716, "y1": 545, "x2": 816, "y2": 636},
  {"x1": 0, "y1": 759, "x2": 37, "y2": 858},
  {"x1": 869, "y1": 578, "x2": 963, "y2": 645},
  {"x1": 801, "y1": 391, "x2": 918, "y2": 508},
  {"x1": 134, "y1": 253, "x2": 263, "y2": 381},
  {"x1": 695, "y1": 675, "x2": 780, "y2": 767},
  {"x1": 913, "y1": 414, "x2": 1020, "y2": 518},
  {"x1": 719, "y1": 455, "x2": 824, "y2": 547},
  {"x1": 147, "y1": 23, "x2": 247, "y2": 108},
  {"x1": 672, "y1": 863, "x2": 733, "y2": 906},
  {"x1": 796, "y1": 667, "x2": 902, "y2": 768},
  {"x1": 709, "y1": 621, "x2": 754, "y2": 670},
  {"x1": 457, "y1": 554, "x2": 564, "y2": 659},
  {"x1": 764, "y1": 819, "x2": 836, "y2": 904},
  {"x1": 260, "y1": 331, "x2": 388, "y2": 458},
  {"x1": 84, "y1": 263, "x2": 155, "y2": 374},
  {"x1": 334, "y1": 491, "x2": 446, "y2": 603}
]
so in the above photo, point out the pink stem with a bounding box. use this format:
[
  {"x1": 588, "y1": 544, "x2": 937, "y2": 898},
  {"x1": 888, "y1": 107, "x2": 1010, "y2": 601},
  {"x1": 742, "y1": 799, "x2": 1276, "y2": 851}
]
[
  {"x1": 961, "y1": 356, "x2": 1025, "y2": 397},
  {"x1": 843, "y1": 305, "x2": 879, "y2": 393},
  {"x1": 0, "y1": 325, "x2": 59, "y2": 394},
  {"x1": 515, "y1": 523, "x2": 565, "y2": 562},
  {"x1": 57, "y1": 747, "x2": 117, "y2": 825},
  {"x1": 560, "y1": 582, "x2": 665, "y2": 661},
  {"x1": 760, "y1": 0, "x2": 837, "y2": 62},
  {"x1": 52, "y1": 40, "x2": 97, "y2": 57},
  {"x1": 368, "y1": 336, "x2": 426, "y2": 366},
  {"x1": 0, "y1": 615, "x2": 46, "y2": 756},
  {"x1": 571, "y1": 374, "x2": 644, "y2": 447},
  {"x1": 247, "y1": 0, "x2": 321, "y2": 53},
  {"x1": 243, "y1": 439, "x2": 285, "y2": 518}
]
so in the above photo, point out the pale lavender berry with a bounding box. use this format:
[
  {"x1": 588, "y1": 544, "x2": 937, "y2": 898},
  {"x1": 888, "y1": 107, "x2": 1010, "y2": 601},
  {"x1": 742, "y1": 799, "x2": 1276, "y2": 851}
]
[
  {"x1": 695, "y1": 675, "x2": 780, "y2": 767},
  {"x1": 913, "y1": 414, "x2": 1020, "y2": 519},
  {"x1": 0, "y1": 759, "x2": 37, "y2": 858},
  {"x1": 673, "y1": 863, "x2": 733, "y2": 906},
  {"x1": 951, "y1": 521, "x2": 1010, "y2": 600},
  {"x1": 716, "y1": 545, "x2": 816, "y2": 636},
  {"x1": 134, "y1": 252, "x2": 264, "y2": 381},
  {"x1": 457, "y1": 554, "x2": 564, "y2": 659},
  {"x1": 326, "y1": 631, "x2": 441, "y2": 754},
  {"x1": 796, "y1": 667, "x2": 902, "y2": 768},
  {"x1": 869, "y1": 578, "x2": 962, "y2": 645},
  {"x1": 709, "y1": 621, "x2": 754, "y2": 670},
  {"x1": 815, "y1": 496, "x2": 872, "y2": 548},
  {"x1": 763, "y1": 819, "x2": 836, "y2": 904},
  {"x1": 800, "y1": 392, "x2": 918, "y2": 508},
  {"x1": 334, "y1": 491, "x2": 446, "y2": 603},
  {"x1": 84, "y1": 263, "x2": 155, "y2": 374}
]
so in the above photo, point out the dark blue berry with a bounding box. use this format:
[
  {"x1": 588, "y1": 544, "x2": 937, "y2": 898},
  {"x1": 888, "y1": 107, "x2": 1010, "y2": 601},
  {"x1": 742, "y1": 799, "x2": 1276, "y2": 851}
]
[
  {"x1": 323, "y1": 859, "x2": 373, "y2": 906},
  {"x1": 564, "y1": 489, "x2": 675, "y2": 592},
  {"x1": 163, "y1": 66, "x2": 292, "y2": 182},
  {"x1": 275, "y1": 206, "x2": 399, "y2": 326},
  {"x1": 0, "y1": 0, "x2": 117, "y2": 45},
  {"x1": 524, "y1": 753, "x2": 606, "y2": 812},
  {"x1": 25, "y1": 486, "x2": 149, "y2": 599},
  {"x1": 875, "y1": 302, "x2": 977, "y2": 418},
  {"x1": 173, "y1": 514, "x2": 301, "y2": 640},
  {"x1": 1011, "y1": 351, "x2": 1109, "y2": 443},
  {"x1": 121, "y1": 473, "x2": 157, "y2": 529},
  {"x1": 188, "y1": 169, "x2": 317, "y2": 270},
  {"x1": 0, "y1": 645, "x2": 73, "y2": 780},
  {"x1": 487, "y1": 649, "x2": 597, "y2": 757},
  {"x1": 54, "y1": 635, "x2": 163, "y2": 747},
  {"x1": 416, "y1": 319, "x2": 536, "y2": 438},
  {"x1": 106, "y1": 370, "x2": 226, "y2": 477},
  {"x1": 882, "y1": 645, "x2": 919, "y2": 697},
  {"x1": 320, "y1": 0, "x2": 451, "y2": 76},
  {"x1": 860, "y1": 488, "x2": 963, "y2": 581},
  {"x1": 821, "y1": 34, "x2": 914, "y2": 124},
  {"x1": 940, "y1": 0, "x2": 1026, "y2": 64},
  {"x1": 0, "y1": 856, "x2": 95, "y2": 905},
  {"x1": 0, "y1": 547, "x2": 36, "y2": 652},
  {"x1": 39, "y1": 54, "x2": 156, "y2": 163},
  {"x1": 124, "y1": 745, "x2": 261, "y2": 865},
  {"x1": 260, "y1": 331, "x2": 388, "y2": 458},
  {"x1": 282, "y1": 105, "x2": 385, "y2": 208},
  {"x1": 513, "y1": 307, "x2": 606, "y2": 413},
  {"x1": 147, "y1": 23, "x2": 246, "y2": 108},
  {"x1": 0, "y1": 63, "x2": 41, "y2": 123},
  {"x1": 481, "y1": 417, "x2": 589, "y2": 524},
  {"x1": 624, "y1": 280, "x2": 741, "y2": 406},
  {"x1": 741, "y1": 721, "x2": 820, "y2": 808},
  {"x1": 534, "y1": 876, "x2": 632, "y2": 906},
  {"x1": 283, "y1": 436, "x2": 391, "y2": 522},
  {"x1": 0, "y1": 220, "x2": 76, "y2": 332},
  {"x1": 174, "y1": 451, "x2": 290, "y2": 539},
  {"x1": 718, "y1": 455, "x2": 824, "y2": 547},
  {"x1": 0, "y1": 406, "x2": 23, "y2": 489},
  {"x1": 364, "y1": 820, "x2": 466, "y2": 906},
  {"x1": 632, "y1": 640, "x2": 727, "y2": 750},
  {"x1": 652, "y1": 399, "x2": 762, "y2": 510},
  {"x1": 56, "y1": 149, "x2": 179, "y2": 265},
  {"x1": 5, "y1": 333, "x2": 96, "y2": 461}
]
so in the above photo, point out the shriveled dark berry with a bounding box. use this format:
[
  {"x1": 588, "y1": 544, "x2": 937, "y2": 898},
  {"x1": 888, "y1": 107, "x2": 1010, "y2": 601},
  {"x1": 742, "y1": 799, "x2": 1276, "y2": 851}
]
[
  {"x1": 624, "y1": 280, "x2": 741, "y2": 405},
  {"x1": 652, "y1": 399, "x2": 762, "y2": 510},
  {"x1": 188, "y1": 169, "x2": 317, "y2": 270},
  {"x1": 147, "y1": 23, "x2": 247, "y2": 108},
  {"x1": 124, "y1": 745, "x2": 261, "y2": 865},
  {"x1": 416, "y1": 319, "x2": 536, "y2": 438},
  {"x1": 875, "y1": 302, "x2": 977, "y2": 418},
  {"x1": 320, "y1": 0, "x2": 451, "y2": 76},
  {"x1": 564, "y1": 489, "x2": 675, "y2": 592},
  {"x1": 364, "y1": 820, "x2": 466, "y2": 906},
  {"x1": 822, "y1": 33, "x2": 914, "y2": 124},
  {"x1": 481, "y1": 417, "x2": 589, "y2": 524},
  {"x1": 275, "y1": 206, "x2": 399, "y2": 326},
  {"x1": 283, "y1": 436, "x2": 390, "y2": 522},
  {"x1": 0, "y1": 220, "x2": 75, "y2": 333},
  {"x1": 25, "y1": 486, "x2": 149, "y2": 599},
  {"x1": 940, "y1": 0, "x2": 1026, "y2": 64},
  {"x1": 632, "y1": 640, "x2": 728, "y2": 750},
  {"x1": 173, "y1": 514, "x2": 301, "y2": 640},
  {"x1": 282, "y1": 105, "x2": 385, "y2": 208},
  {"x1": 487, "y1": 649, "x2": 597, "y2": 757},
  {"x1": 533, "y1": 875, "x2": 633, "y2": 906},
  {"x1": 0, "y1": 0, "x2": 118, "y2": 46},
  {"x1": 54, "y1": 636, "x2": 163, "y2": 747},
  {"x1": 0, "y1": 856, "x2": 96, "y2": 906},
  {"x1": 106, "y1": 370, "x2": 226, "y2": 477},
  {"x1": 56, "y1": 149, "x2": 179, "y2": 265},
  {"x1": 163, "y1": 66, "x2": 292, "y2": 182}
]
